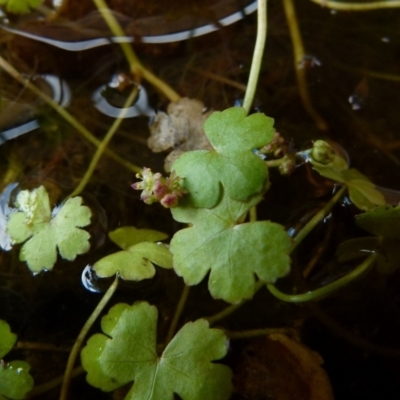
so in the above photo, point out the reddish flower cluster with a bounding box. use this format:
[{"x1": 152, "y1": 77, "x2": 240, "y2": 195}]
[
  {"x1": 131, "y1": 168, "x2": 187, "y2": 208},
  {"x1": 260, "y1": 131, "x2": 288, "y2": 158}
]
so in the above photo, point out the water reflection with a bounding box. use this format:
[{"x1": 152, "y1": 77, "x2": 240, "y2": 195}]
[
  {"x1": 92, "y1": 81, "x2": 155, "y2": 118},
  {"x1": 0, "y1": 1, "x2": 257, "y2": 50},
  {"x1": 0, "y1": 74, "x2": 71, "y2": 145},
  {"x1": 81, "y1": 265, "x2": 102, "y2": 293},
  {"x1": 0, "y1": 182, "x2": 18, "y2": 251},
  {"x1": 0, "y1": 74, "x2": 154, "y2": 145}
]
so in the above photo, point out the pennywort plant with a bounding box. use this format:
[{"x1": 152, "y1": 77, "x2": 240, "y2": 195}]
[{"x1": 1, "y1": 0, "x2": 396, "y2": 399}]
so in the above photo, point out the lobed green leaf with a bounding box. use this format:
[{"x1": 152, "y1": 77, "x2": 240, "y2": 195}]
[
  {"x1": 172, "y1": 107, "x2": 274, "y2": 208},
  {"x1": 108, "y1": 226, "x2": 168, "y2": 250},
  {"x1": 170, "y1": 191, "x2": 291, "y2": 303},
  {"x1": 93, "y1": 242, "x2": 173, "y2": 280},
  {"x1": 0, "y1": 361, "x2": 34, "y2": 400},
  {"x1": 81, "y1": 302, "x2": 232, "y2": 400},
  {"x1": 6, "y1": 186, "x2": 91, "y2": 272}
]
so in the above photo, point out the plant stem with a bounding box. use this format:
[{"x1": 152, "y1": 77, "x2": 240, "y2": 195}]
[
  {"x1": 59, "y1": 276, "x2": 119, "y2": 400},
  {"x1": 242, "y1": 0, "x2": 267, "y2": 115},
  {"x1": 92, "y1": 0, "x2": 180, "y2": 102},
  {"x1": 266, "y1": 252, "x2": 376, "y2": 302},
  {"x1": 0, "y1": 56, "x2": 141, "y2": 174},
  {"x1": 309, "y1": 0, "x2": 400, "y2": 11},
  {"x1": 290, "y1": 185, "x2": 346, "y2": 253},
  {"x1": 69, "y1": 86, "x2": 140, "y2": 198},
  {"x1": 206, "y1": 186, "x2": 347, "y2": 324},
  {"x1": 249, "y1": 206, "x2": 257, "y2": 222},
  {"x1": 225, "y1": 327, "x2": 295, "y2": 339},
  {"x1": 26, "y1": 367, "x2": 84, "y2": 398},
  {"x1": 282, "y1": 0, "x2": 327, "y2": 131},
  {"x1": 165, "y1": 285, "x2": 190, "y2": 344}
]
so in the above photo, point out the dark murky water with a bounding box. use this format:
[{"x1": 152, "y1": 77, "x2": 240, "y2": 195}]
[{"x1": 1, "y1": 0, "x2": 400, "y2": 399}]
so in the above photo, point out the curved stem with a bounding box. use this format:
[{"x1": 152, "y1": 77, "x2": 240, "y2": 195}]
[
  {"x1": 290, "y1": 185, "x2": 346, "y2": 253},
  {"x1": 165, "y1": 285, "x2": 190, "y2": 345},
  {"x1": 59, "y1": 276, "x2": 119, "y2": 400},
  {"x1": 242, "y1": 0, "x2": 267, "y2": 114},
  {"x1": 266, "y1": 253, "x2": 376, "y2": 303},
  {"x1": 0, "y1": 56, "x2": 141, "y2": 174},
  {"x1": 206, "y1": 186, "x2": 346, "y2": 324},
  {"x1": 309, "y1": 0, "x2": 400, "y2": 11},
  {"x1": 282, "y1": 0, "x2": 328, "y2": 131},
  {"x1": 92, "y1": 0, "x2": 180, "y2": 102},
  {"x1": 69, "y1": 86, "x2": 140, "y2": 198}
]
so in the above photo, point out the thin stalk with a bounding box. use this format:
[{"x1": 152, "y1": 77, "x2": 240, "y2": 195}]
[
  {"x1": 27, "y1": 367, "x2": 84, "y2": 398},
  {"x1": 266, "y1": 253, "x2": 376, "y2": 302},
  {"x1": 336, "y1": 63, "x2": 400, "y2": 82},
  {"x1": 282, "y1": 0, "x2": 328, "y2": 131},
  {"x1": 309, "y1": 0, "x2": 400, "y2": 11},
  {"x1": 206, "y1": 186, "x2": 347, "y2": 324},
  {"x1": 225, "y1": 327, "x2": 295, "y2": 339},
  {"x1": 242, "y1": 0, "x2": 267, "y2": 114},
  {"x1": 165, "y1": 285, "x2": 190, "y2": 344},
  {"x1": 69, "y1": 86, "x2": 139, "y2": 197},
  {"x1": 265, "y1": 158, "x2": 285, "y2": 168},
  {"x1": 59, "y1": 276, "x2": 119, "y2": 400},
  {"x1": 92, "y1": 0, "x2": 180, "y2": 102},
  {"x1": 290, "y1": 185, "x2": 346, "y2": 253},
  {"x1": 249, "y1": 206, "x2": 257, "y2": 222},
  {"x1": 0, "y1": 56, "x2": 141, "y2": 174}
]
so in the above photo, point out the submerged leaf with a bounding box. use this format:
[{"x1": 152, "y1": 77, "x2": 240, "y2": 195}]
[
  {"x1": 356, "y1": 205, "x2": 400, "y2": 239},
  {"x1": 172, "y1": 107, "x2": 274, "y2": 208},
  {"x1": 170, "y1": 191, "x2": 291, "y2": 303},
  {"x1": 0, "y1": 321, "x2": 16, "y2": 359},
  {"x1": 6, "y1": 186, "x2": 91, "y2": 272},
  {"x1": 93, "y1": 242, "x2": 173, "y2": 280},
  {"x1": 81, "y1": 302, "x2": 232, "y2": 400},
  {"x1": 337, "y1": 237, "x2": 400, "y2": 274}
]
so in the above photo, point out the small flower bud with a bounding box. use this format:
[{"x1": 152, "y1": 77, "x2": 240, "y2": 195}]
[
  {"x1": 132, "y1": 168, "x2": 186, "y2": 208},
  {"x1": 311, "y1": 140, "x2": 336, "y2": 165}
]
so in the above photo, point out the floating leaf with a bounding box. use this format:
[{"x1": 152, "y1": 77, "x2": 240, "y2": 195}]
[
  {"x1": 172, "y1": 107, "x2": 274, "y2": 207},
  {"x1": 81, "y1": 302, "x2": 232, "y2": 400},
  {"x1": 0, "y1": 0, "x2": 43, "y2": 13},
  {"x1": 356, "y1": 205, "x2": 400, "y2": 239},
  {"x1": 170, "y1": 191, "x2": 291, "y2": 303},
  {"x1": 93, "y1": 242, "x2": 173, "y2": 280},
  {"x1": 6, "y1": 186, "x2": 91, "y2": 272},
  {"x1": 108, "y1": 226, "x2": 168, "y2": 250},
  {"x1": 0, "y1": 321, "x2": 34, "y2": 400},
  {"x1": 0, "y1": 321, "x2": 16, "y2": 359},
  {"x1": 0, "y1": 361, "x2": 34, "y2": 400}
]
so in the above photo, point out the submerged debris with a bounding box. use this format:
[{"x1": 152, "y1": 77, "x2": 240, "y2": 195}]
[{"x1": 148, "y1": 98, "x2": 213, "y2": 172}]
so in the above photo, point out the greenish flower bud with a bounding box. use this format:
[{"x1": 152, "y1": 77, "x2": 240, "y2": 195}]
[{"x1": 311, "y1": 140, "x2": 336, "y2": 165}]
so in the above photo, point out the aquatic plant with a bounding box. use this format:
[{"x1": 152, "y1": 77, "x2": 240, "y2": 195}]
[
  {"x1": 0, "y1": 320, "x2": 34, "y2": 400},
  {"x1": 1, "y1": 0, "x2": 399, "y2": 399}
]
